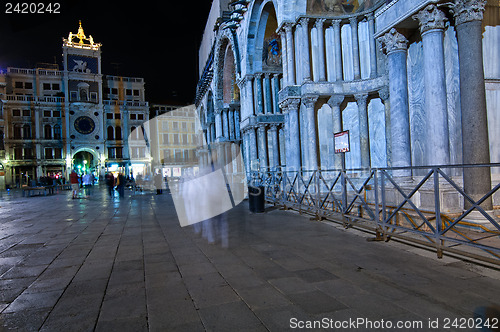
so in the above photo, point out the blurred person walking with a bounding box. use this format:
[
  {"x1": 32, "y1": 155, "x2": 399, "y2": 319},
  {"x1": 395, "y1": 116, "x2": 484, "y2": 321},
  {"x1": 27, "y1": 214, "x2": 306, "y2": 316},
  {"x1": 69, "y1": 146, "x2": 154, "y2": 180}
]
[
  {"x1": 105, "y1": 172, "x2": 115, "y2": 197},
  {"x1": 117, "y1": 172, "x2": 126, "y2": 198},
  {"x1": 70, "y1": 170, "x2": 80, "y2": 199}
]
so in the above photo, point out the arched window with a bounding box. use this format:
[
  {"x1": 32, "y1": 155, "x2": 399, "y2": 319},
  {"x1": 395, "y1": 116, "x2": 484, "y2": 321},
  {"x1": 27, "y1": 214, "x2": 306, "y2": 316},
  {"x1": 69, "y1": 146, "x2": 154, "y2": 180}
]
[
  {"x1": 23, "y1": 124, "x2": 31, "y2": 139},
  {"x1": 115, "y1": 126, "x2": 122, "y2": 140},
  {"x1": 44, "y1": 124, "x2": 52, "y2": 139},
  {"x1": 107, "y1": 126, "x2": 114, "y2": 140}
]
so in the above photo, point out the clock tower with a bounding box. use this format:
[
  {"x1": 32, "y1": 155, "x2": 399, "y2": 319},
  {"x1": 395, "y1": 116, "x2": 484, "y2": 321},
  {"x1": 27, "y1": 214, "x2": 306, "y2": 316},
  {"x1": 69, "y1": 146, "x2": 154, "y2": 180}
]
[{"x1": 62, "y1": 21, "x2": 105, "y2": 176}]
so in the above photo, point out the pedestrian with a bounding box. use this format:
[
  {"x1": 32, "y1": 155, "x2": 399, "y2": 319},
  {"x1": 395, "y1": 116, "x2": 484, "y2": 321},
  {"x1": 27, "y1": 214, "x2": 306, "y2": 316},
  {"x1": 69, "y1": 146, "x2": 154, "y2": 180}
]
[
  {"x1": 117, "y1": 172, "x2": 125, "y2": 198},
  {"x1": 154, "y1": 172, "x2": 163, "y2": 195},
  {"x1": 105, "y1": 172, "x2": 115, "y2": 197},
  {"x1": 82, "y1": 172, "x2": 92, "y2": 196},
  {"x1": 70, "y1": 170, "x2": 80, "y2": 199}
]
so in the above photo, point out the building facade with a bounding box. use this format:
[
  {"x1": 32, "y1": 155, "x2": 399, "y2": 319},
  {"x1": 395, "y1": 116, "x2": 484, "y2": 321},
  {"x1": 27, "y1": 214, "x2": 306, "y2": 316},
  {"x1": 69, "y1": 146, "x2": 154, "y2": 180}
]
[
  {"x1": 196, "y1": 0, "x2": 499, "y2": 202},
  {"x1": 0, "y1": 22, "x2": 150, "y2": 188}
]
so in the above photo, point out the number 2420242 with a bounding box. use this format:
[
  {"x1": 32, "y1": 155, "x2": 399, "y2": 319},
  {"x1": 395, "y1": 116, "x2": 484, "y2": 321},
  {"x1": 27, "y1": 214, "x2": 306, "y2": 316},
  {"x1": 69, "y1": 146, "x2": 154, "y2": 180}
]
[{"x1": 5, "y1": 3, "x2": 60, "y2": 14}]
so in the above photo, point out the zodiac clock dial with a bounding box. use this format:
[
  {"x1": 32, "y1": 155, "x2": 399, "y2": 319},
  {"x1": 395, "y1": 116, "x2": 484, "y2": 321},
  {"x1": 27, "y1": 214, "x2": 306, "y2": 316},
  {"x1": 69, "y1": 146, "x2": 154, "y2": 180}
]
[{"x1": 74, "y1": 116, "x2": 96, "y2": 135}]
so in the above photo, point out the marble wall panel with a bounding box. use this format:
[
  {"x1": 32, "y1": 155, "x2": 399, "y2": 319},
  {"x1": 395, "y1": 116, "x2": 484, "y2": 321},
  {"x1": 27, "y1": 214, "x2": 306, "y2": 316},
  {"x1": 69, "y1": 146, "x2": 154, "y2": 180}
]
[
  {"x1": 407, "y1": 40, "x2": 426, "y2": 173},
  {"x1": 484, "y1": 26, "x2": 500, "y2": 79},
  {"x1": 317, "y1": 103, "x2": 334, "y2": 169},
  {"x1": 368, "y1": 98, "x2": 387, "y2": 168},
  {"x1": 343, "y1": 102, "x2": 360, "y2": 169}
]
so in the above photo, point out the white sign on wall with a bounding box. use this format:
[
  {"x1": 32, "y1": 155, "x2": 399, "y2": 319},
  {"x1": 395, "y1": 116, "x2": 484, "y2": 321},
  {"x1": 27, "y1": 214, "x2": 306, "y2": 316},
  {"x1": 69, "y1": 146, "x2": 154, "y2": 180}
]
[{"x1": 334, "y1": 131, "x2": 350, "y2": 154}]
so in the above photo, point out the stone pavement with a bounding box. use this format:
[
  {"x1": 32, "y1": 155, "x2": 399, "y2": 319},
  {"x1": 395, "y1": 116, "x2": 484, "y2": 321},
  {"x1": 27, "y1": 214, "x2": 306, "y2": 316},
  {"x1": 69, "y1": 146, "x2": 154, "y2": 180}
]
[{"x1": 0, "y1": 186, "x2": 499, "y2": 331}]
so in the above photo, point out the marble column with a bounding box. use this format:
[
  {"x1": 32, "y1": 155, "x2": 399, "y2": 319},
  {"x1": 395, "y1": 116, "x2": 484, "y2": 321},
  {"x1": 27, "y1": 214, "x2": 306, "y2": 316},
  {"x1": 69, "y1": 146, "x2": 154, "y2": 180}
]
[
  {"x1": 228, "y1": 109, "x2": 235, "y2": 140},
  {"x1": 302, "y1": 95, "x2": 319, "y2": 170},
  {"x1": 378, "y1": 88, "x2": 392, "y2": 168},
  {"x1": 279, "y1": 30, "x2": 289, "y2": 86},
  {"x1": 215, "y1": 110, "x2": 223, "y2": 141},
  {"x1": 414, "y1": 5, "x2": 450, "y2": 166},
  {"x1": 327, "y1": 94, "x2": 345, "y2": 170},
  {"x1": 234, "y1": 109, "x2": 241, "y2": 140},
  {"x1": 248, "y1": 127, "x2": 258, "y2": 163},
  {"x1": 367, "y1": 13, "x2": 378, "y2": 78},
  {"x1": 355, "y1": 94, "x2": 370, "y2": 169},
  {"x1": 255, "y1": 74, "x2": 264, "y2": 115},
  {"x1": 257, "y1": 125, "x2": 268, "y2": 168},
  {"x1": 269, "y1": 125, "x2": 280, "y2": 167},
  {"x1": 264, "y1": 73, "x2": 273, "y2": 114},
  {"x1": 283, "y1": 99, "x2": 301, "y2": 171},
  {"x1": 333, "y1": 20, "x2": 343, "y2": 81},
  {"x1": 452, "y1": 0, "x2": 492, "y2": 209},
  {"x1": 272, "y1": 74, "x2": 280, "y2": 114},
  {"x1": 299, "y1": 18, "x2": 312, "y2": 83},
  {"x1": 378, "y1": 28, "x2": 411, "y2": 174},
  {"x1": 243, "y1": 76, "x2": 255, "y2": 117},
  {"x1": 315, "y1": 19, "x2": 327, "y2": 82},
  {"x1": 349, "y1": 17, "x2": 361, "y2": 80},
  {"x1": 285, "y1": 23, "x2": 296, "y2": 85},
  {"x1": 222, "y1": 108, "x2": 229, "y2": 139}
]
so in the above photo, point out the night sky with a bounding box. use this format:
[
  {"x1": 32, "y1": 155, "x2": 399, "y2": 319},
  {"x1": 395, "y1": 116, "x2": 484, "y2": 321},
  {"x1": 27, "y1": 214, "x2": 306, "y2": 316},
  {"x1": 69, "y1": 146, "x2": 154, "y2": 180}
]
[{"x1": 0, "y1": 1, "x2": 213, "y2": 104}]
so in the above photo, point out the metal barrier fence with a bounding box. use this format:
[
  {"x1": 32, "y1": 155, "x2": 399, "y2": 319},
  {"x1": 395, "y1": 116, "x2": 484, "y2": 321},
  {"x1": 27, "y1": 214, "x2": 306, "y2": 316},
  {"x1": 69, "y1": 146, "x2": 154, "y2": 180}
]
[{"x1": 253, "y1": 164, "x2": 500, "y2": 265}]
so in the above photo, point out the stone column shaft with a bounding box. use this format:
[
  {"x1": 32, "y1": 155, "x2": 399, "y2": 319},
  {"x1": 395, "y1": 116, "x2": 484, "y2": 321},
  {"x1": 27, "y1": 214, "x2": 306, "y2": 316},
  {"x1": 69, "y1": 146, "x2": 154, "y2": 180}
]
[
  {"x1": 302, "y1": 95, "x2": 319, "y2": 170},
  {"x1": 414, "y1": 5, "x2": 450, "y2": 166},
  {"x1": 299, "y1": 18, "x2": 311, "y2": 82},
  {"x1": 453, "y1": 0, "x2": 492, "y2": 209},
  {"x1": 255, "y1": 74, "x2": 264, "y2": 114},
  {"x1": 356, "y1": 94, "x2": 370, "y2": 168},
  {"x1": 280, "y1": 30, "x2": 289, "y2": 86},
  {"x1": 349, "y1": 17, "x2": 361, "y2": 80},
  {"x1": 284, "y1": 99, "x2": 301, "y2": 171},
  {"x1": 285, "y1": 24, "x2": 296, "y2": 85},
  {"x1": 264, "y1": 73, "x2": 273, "y2": 114},
  {"x1": 315, "y1": 19, "x2": 327, "y2": 82},
  {"x1": 367, "y1": 13, "x2": 378, "y2": 78},
  {"x1": 272, "y1": 74, "x2": 280, "y2": 114},
  {"x1": 328, "y1": 95, "x2": 345, "y2": 170},
  {"x1": 269, "y1": 125, "x2": 280, "y2": 167},
  {"x1": 333, "y1": 20, "x2": 343, "y2": 81},
  {"x1": 379, "y1": 28, "x2": 411, "y2": 174},
  {"x1": 257, "y1": 125, "x2": 268, "y2": 168}
]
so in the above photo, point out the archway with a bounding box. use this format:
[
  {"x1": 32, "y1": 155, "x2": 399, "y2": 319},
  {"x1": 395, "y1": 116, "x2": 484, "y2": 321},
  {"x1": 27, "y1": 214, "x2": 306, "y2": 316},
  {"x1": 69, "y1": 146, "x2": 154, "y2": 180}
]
[{"x1": 73, "y1": 150, "x2": 98, "y2": 176}]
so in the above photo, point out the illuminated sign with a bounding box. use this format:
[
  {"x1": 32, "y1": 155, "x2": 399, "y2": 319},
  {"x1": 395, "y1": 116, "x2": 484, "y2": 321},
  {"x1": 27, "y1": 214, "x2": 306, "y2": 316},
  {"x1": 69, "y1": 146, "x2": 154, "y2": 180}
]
[{"x1": 334, "y1": 131, "x2": 350, "y2": 154}]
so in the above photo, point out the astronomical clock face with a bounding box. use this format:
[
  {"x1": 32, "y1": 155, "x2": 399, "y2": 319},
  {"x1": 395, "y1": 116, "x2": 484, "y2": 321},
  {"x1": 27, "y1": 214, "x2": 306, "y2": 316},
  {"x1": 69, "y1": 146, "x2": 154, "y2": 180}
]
[{"x1": 74, "y1": 116, "x2": 96, "y2": 135}]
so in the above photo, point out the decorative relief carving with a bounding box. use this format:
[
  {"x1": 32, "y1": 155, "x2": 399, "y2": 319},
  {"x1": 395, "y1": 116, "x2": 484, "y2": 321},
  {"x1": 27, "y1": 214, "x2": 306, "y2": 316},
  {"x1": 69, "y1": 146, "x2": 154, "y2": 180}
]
[
  {"x1": 378, "y1": 28, "x2": 408, "y2": 54},
  {"x1": 450, "y1": 0, "x2": 486, "y2": 26},
  {"x1": 413, "y1": 5, "x2": 447, "y2": 33}
]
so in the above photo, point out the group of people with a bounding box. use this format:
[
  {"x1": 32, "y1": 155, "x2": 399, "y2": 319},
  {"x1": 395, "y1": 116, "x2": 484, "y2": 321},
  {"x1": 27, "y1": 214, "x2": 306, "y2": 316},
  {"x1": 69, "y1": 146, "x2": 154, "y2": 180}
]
[
  {"x1": 105, "y1": 172, "x2": 126, "y2": 198},
  {"x1": 69, "y1": 171, "x2": 96, "y2": 199}
]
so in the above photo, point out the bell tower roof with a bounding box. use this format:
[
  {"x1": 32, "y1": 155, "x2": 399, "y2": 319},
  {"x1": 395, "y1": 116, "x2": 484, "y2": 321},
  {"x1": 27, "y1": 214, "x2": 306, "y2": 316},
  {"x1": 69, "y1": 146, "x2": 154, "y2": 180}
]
[{"x1": 63, "y1": 21, "x2": 101, "y2": 50}]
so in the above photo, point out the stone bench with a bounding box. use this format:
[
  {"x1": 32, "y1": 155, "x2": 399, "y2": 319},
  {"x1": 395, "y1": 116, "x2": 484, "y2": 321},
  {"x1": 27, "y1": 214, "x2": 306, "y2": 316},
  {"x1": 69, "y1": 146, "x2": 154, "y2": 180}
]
[{"x1": 22, "y1": 186, "x2": 56, "y2": 197}]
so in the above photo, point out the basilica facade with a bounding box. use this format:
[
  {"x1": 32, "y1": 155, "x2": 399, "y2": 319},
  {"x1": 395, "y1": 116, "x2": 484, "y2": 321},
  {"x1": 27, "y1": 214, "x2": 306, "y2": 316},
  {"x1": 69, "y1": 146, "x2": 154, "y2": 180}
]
[
  {"x1": 195, "y1": 0, "x2": 500, "y2": 201},
  {"x1": 0, "y1": 22, "x2": 150, "y2": 188}
]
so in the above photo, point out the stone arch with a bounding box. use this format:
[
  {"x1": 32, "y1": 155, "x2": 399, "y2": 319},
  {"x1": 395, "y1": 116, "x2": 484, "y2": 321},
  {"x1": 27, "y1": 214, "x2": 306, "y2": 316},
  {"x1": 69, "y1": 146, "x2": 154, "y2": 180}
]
[
  {"x1": 246, "y1": 0, "x2": 282, "y2": 74},
  {"x1": 213, "y1": 29, "x2": 240, "y2": 109}
]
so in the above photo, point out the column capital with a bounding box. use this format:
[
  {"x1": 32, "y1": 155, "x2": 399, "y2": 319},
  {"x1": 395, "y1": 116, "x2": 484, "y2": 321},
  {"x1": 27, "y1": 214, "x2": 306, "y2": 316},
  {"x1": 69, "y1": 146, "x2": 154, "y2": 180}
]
[
  {"x1": 378, "y1": 87, "x2": 390, "y2": 102},
  {"x1": 315, "y1": 18, "x2": 326, "y2": 29},
  {"x1": 354, "y1": 93, "x2": 369, "y2": 107},
  {"x1": 279, "y1": 98, "x2": 301, "y2": 112},
  {"x1": 451, "y1": 0, "x2": 486, "y2": 26},
  {"x1": 283, "y1": 22, "x2": 294, "y2": 33},
  {"x1": 301, "y1": 95, "x2": 319, "y2": 108},
  {"x1": 327, "y1": 94, "x2": 345, "y2": 108},
  {"x1": 378, "y1": 28, "x2": 408, "y2": 54},
  {"x1": 269, "y1": 124, "x2": 279, "y2": 131},
  {"x1": 349, "y1": 16, "x2": 358, "y2": 26},
  {"x1": 298, "y1": 17, "x2": 309, "y2": 27},
  {"x1": 332, "y1": 19, "x2": 342, "y2": 28},
  {"x1": 413, "y1": 4, "x2": 447, "y2": 34}
]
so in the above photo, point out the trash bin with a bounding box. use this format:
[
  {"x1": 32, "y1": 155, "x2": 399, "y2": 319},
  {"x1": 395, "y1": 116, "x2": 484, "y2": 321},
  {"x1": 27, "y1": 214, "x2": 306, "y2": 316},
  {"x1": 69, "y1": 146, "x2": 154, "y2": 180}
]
[{"x1": 248, "y1": 185, "x2": 265, "y2": 213}]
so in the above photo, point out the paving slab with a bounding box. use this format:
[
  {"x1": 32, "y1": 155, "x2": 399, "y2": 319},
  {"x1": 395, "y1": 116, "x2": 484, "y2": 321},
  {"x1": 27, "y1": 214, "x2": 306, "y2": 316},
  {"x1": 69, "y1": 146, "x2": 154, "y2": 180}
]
[{"x1": 0, "y1": 186, "x2": 499, "y2": 331}]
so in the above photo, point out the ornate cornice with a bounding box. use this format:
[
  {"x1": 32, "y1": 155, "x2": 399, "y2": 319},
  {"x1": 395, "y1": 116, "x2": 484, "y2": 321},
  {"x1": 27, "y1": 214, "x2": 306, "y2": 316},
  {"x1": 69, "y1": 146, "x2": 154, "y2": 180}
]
[
  {"x1": 450, "y1": 0, "x2": 486, "y2": 26},
  {"x1": 378, "y1": 28, "x2": 408, "y2": 54},
  {"x1": 413, "y1": 5, "x2": 447, "y2": 34}
]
